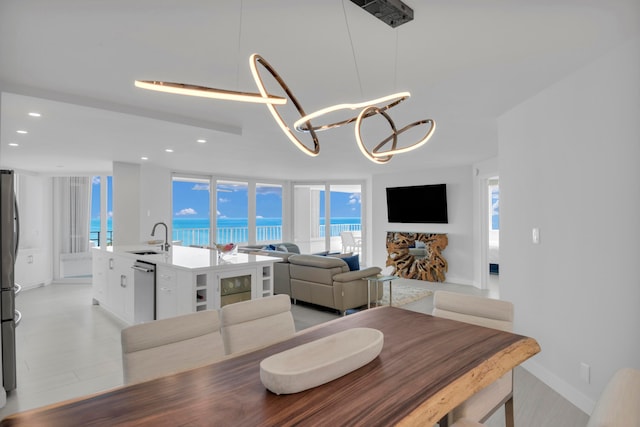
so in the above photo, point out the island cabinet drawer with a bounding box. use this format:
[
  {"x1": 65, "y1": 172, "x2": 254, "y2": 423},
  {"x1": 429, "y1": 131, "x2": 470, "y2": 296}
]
[{"x1": 156, "y1": 266, "x2": 178, "y2": 320}]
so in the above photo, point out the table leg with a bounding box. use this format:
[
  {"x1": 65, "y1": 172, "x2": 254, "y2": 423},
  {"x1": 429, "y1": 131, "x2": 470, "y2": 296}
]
[
  {"x1": 389, "y1": 280, "x2": 393, "y2": 306},
  {"x1": 367, "y1": 279, "x2": 371, "y2": 309}
]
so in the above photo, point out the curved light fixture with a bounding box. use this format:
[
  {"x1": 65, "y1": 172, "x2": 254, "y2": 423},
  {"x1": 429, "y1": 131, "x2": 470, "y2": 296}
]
[
  {"x1": 248, "y1": 53, "x2": 321, "y2": 157},
  {"x1": 134, "y1": 80, "x2": 286, "y2": 105},
  {"x1": 354, "y1": 106, "x2": 396, "y2": 164},
  {"x1": 293, "y1": 92, "x2": 410, "y2": 132},
  {"x1": 372, "y1": 118, "x2": 436, "y2": 157},
  {"x1": 134, "y1": 54, "x2": 436, "y2": 163},
  {"x1": 355, "y1": 105, "x2": 437, "y2": 163}
]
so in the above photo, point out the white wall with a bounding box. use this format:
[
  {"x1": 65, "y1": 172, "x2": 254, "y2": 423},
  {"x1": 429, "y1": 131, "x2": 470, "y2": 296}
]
[
  {"x1": 371, "y1": 165, "x2": 475, "y2": 285},
  {"x1": 498, "y1": 35, "x2": 640, "y2": 414},
  {"x1": 111, "y1": 162, "x2": 173, "y2": 247},
  {"x1": 112, "y1": 162, "x2": 141, "y2": 246},
  {"x1": 138, "y1": 164, "x2": 172, "y2": 244}
]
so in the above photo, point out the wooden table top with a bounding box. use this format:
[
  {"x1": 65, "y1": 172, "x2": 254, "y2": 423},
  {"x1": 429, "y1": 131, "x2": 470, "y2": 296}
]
[{"x1": 1, "y1": 306, "x2": 540, "y2": 427}]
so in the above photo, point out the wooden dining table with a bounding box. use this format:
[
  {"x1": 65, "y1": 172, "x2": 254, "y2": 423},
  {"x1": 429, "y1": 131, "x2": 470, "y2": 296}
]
[{"x1": 0, "y1": 306, "x2": 540, "y2": 427}]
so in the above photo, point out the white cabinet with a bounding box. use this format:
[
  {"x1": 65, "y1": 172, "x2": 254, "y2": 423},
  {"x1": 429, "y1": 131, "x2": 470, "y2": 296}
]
[
  {"x1": 15, "y1": 248, "x2": 51, "y2": 289},
  {"x1": 259, "y1": 264, "x2": 273, "y2": 298},
  {"x1": 92, "y1": 247, "x2": 277, "y2": 324},
  {"x1": 91, "y1": 249, "x2": 108, "y2": 304},
  {"x1": 156, "y1": 266, "x2": 178, "y2": 320},
  {"x1": 169, "y1": 263, "x2": 274, "y2": 314},
  {"x1": 102, "y1": 253, "x2": 135, "y2": 324}
]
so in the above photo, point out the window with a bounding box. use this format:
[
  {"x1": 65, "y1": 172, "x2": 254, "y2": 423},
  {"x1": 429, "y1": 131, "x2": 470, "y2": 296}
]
[
  {"x1": 216, "y1": 180, "x2": 248, "y2": 244},
  {"x1": 489, "y1": 179, "x2": 499, "y2": 231},
  {"x1": 172, "y1": 176, "x2": 211, "y2": 247},
  {"x1": 256, "y1": 183, "x2": 283, "y2": 243},
  {"x1": 329, "y1": 184, "x2": 361, "y2": 253},
  {"x1": 293, "y1": 182, "x2": 363, "y2": 257},
  {"x1": 90, "y1": 175, "x2": 112, "y2": 247}
]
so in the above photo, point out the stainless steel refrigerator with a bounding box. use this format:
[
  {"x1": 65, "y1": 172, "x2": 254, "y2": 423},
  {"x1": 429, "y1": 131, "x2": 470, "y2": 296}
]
[{"x1": 0, "y1": 169, "x2": 21, "y2": 391}]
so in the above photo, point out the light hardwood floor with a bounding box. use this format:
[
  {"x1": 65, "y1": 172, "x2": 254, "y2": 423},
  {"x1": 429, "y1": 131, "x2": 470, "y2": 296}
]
[{"x1": 1, "y1": 278, "x2": 589, "y2": 427}]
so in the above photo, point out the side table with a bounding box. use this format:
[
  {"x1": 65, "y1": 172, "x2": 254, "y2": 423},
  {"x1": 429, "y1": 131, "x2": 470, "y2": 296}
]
[{"x1": 364, "y1": 275, "x2": 399, "y2": 309}]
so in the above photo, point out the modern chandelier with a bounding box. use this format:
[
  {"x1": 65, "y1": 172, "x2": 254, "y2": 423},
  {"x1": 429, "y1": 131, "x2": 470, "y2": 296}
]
[
  {"x1": 134, "y1": 0, "x2": 436, "y2": 163},
  {"x1": 135, "y1": 52, "x2": 435, "y2": 164}
]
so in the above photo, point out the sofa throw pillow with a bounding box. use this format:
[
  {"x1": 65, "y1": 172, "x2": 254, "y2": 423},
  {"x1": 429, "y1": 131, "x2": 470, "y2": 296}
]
[
  {"x1": 328, "y1": 252, "x2": 353, "y2": 258},
  {"x1": 262, "y1": 244, "x2": 278, "y2": 251},
  {"x1": 342, "y1": 254, "x2": 360, "y2": 271}
]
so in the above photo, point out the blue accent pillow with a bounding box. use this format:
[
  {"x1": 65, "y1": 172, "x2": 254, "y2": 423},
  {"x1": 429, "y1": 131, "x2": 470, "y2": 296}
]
[
  {"x1": 261, "y1": 244, "x2": 277, "y2": 251},
  {"x1": 343, "y1": 254, "x2": 360, "y2": 271}
]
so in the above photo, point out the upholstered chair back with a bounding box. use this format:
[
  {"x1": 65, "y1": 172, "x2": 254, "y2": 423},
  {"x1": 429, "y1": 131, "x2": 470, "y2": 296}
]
[
  {"x1": 121, "y1": 309, "x2": 225, "y2": 384},
  {"x1": 586, "y1": 367, "x2": 640, "y2": 427},
  {"x1": 220, "y1": 294, "x2": 296, "y2": 356},
  {"x1": 432, "y1": 290, "x2": 515, "y2": 427},
  {"x1": 432, "y1": 290, "x2": 513, "y2": 332}
]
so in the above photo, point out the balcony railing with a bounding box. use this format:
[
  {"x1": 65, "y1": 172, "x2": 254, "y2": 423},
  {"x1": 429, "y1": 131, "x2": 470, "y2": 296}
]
[
  {"x1": 89, "y1": 230, "x2": 113, "y2": 247},
  {"x1": 89, "y1": 223, "x2": 361, "y2": 248},
  {"x1": 172, "y1": 223, "x2": 361, "y2": 247}
]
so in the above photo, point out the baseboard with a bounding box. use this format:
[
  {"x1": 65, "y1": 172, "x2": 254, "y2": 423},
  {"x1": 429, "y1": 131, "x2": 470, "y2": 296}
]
[
  {"x1": 52, "y1": 278, "x2": 92, "y2": 285},
  {"x1": 19, "y1": 282, "x2": 47, "y2": 291},
  {"x1": 521, "y1": 359, "x2": 595, "y2": 415},
  {"x1": 442, "y1": 275, "x2": 474, "y2": 287}
]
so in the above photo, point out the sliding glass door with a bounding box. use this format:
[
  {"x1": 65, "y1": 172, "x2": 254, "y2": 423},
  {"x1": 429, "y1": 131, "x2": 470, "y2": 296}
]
[
  {"x1": 215, "y1": 180, "x2": 248, "y2": 244},
  {"x1": 256, "y1": 183, "x2": 283, "y2": 243},
  {"x1": 172, "y1": 176, "x2": 211, "y2": 247},
  {"x1": 90, "y1": 175, "x2": 112, "y2": 247},
  {"x1": 172, "y1": 175, "x2": 284, "y2": 247},
  {"x1": 292, "y1": 182, "x2": 363, "y2": 258}
]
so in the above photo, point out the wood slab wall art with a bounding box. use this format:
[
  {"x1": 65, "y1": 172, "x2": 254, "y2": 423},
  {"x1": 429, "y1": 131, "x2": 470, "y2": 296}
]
[{"x1": 386, "y1": 232, "x2": 448, "y2": 282}]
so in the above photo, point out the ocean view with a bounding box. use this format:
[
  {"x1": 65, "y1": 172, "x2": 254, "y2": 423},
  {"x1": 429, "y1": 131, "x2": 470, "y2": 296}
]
[{"x1": 91, "y1": 217, "x2": 361, "y2": 246}]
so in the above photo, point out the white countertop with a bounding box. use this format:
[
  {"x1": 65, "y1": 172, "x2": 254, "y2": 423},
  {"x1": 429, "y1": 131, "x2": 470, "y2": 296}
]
[{"x1": 93, "y1": 245, "x2": 281, "y2": 271}]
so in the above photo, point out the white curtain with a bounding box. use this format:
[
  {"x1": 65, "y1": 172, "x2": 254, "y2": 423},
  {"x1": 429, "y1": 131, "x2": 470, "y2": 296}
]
[{"x1": 54, "y1": 177, "x2": 91, "y2": 254}]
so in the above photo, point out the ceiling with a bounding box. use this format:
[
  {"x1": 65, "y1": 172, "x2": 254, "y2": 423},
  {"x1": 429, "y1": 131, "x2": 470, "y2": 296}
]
[{"x1": 1, "y1": 0, "x2": 638, "y2": 180}]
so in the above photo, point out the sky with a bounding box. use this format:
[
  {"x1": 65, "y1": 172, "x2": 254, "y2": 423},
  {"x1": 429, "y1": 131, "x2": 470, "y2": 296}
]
[
  {"x1": 91, "y1": 178, "x2": 362, "y2": 222},
  {"x1": 172, "y1": 182, "x2": 361, "y2": 219},
  {"x1": 90, "y1": 176, "x2": 112, "y2": 220}
]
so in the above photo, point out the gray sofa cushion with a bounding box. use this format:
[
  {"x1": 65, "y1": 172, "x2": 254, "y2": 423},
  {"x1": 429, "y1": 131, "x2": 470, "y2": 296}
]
[
  {"x1": 289, "y1": 254, "x2": 348, "y2": 286},
  {"x1": 288, "y1": 254, "x2": 348, "y2": 269}
]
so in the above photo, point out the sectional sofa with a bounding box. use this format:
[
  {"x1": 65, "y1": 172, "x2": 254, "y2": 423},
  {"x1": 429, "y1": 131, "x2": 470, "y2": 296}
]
[{"x1": 238, "y1": 243, "x2": 382, "y2": 314}]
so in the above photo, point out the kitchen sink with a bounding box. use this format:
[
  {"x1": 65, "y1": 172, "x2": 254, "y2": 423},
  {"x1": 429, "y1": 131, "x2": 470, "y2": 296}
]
[{"x1": 128, "y1": 250, "x2": 162, "y2": 255}]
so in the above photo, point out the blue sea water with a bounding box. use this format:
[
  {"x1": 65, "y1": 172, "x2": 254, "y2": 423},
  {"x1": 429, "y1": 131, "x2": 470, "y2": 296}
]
[{"x1": 92, "y1": 217, "x2": 360, "y2": 246}]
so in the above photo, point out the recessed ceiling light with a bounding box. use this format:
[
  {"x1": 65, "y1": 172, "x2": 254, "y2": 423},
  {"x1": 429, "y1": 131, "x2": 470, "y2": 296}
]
[
  {"x1": 8, "y1": 143, "x2": 18, "y2": 147},
  {"x1": 16, "y1": 130, "x2": 27, "y2": 134},
  {"x1": 165, "y1": 149, "x2": 174, "y2": 153},
  {"x1": 28, "y1": 112, "x2": 41, "y2": 117},
  {"x1": 141, "y1": 156, "x2": 149, "y2": 160},
  {"x1": 197, "y1": 139, "x2": 207, "y2": 143}
]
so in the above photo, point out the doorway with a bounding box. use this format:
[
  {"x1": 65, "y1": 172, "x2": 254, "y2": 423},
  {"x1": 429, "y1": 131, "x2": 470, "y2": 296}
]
[{"x1": 486, "y1": 177, "x2": 500, "y2": 293}]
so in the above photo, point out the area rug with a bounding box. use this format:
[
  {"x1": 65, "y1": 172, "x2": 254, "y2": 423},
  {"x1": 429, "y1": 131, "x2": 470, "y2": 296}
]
[{"x1": 376, "y1": 282, "x2": 433, "y2": 307}]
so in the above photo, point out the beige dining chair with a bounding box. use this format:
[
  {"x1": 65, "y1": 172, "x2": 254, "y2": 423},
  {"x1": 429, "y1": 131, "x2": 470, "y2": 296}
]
[
  {"x1": 220, "y1": 294, "x2": 296, "y2": 356},
  {"x1": 121, "y1": 309, "x2": 226, "y2": 384},
  {"x1": 432, "y1": 290, "x2": 515, "y2": 427},
  {"x1": 586, "y1": 367, "x2": 640, "y2": 427},
  {"x1": 451, "y1": 367, "x2": 640, "y2": 427}
]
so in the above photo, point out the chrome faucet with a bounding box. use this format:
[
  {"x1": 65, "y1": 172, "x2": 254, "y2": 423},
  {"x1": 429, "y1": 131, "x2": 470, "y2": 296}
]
[{"x1": 151, "y1": 222, "x2": 170, "y2": 252}]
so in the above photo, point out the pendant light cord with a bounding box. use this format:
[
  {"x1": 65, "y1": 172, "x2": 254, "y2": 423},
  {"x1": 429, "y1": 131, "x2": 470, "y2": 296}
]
[
  {"x1": 394, "y1": 30, "x2": 398, "y2": 91},
  {"x1": 342, "y1": 0, "x2": 364, "y2": 98},
  {"x1": 235, "y1": 0, "x2": 244, "y2": 91}
]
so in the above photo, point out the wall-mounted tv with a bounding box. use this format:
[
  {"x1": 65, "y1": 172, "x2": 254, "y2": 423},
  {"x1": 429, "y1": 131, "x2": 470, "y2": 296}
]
[{"x1": 386, "y1": 184, "x2": 448, "y2": 223}]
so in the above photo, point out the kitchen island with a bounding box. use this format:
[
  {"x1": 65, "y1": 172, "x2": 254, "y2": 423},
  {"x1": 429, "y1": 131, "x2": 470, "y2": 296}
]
[{"x1": 91, "y1": 245, "x2": 280, "y2": 324}]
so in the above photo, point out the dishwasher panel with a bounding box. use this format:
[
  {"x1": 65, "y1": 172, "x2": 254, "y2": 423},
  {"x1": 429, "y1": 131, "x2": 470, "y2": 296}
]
[{"x1": 131, "y1": 260, "x2": 156, "y2": 323}]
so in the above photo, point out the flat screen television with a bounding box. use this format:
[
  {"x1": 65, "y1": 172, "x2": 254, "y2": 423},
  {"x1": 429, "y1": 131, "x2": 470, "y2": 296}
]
[{"x1": 386, "y1": 184, "x2": 448, "y2": 223}]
